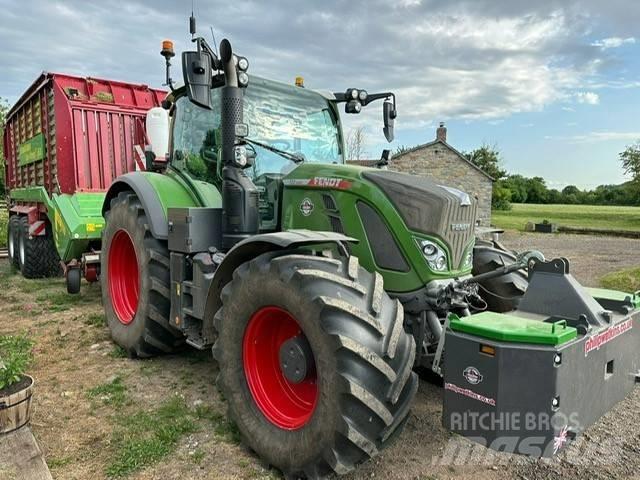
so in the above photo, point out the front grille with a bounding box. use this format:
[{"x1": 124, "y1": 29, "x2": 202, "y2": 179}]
[
  {"x1": 322, "y1": 194, "x2": 337, "y2": 211},
  {"x1": 329, "y1": 215, "x2": 344, "y2": 234}
]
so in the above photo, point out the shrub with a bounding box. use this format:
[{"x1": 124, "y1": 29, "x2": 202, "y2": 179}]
[{"x1": 0, "y1": 334, "x2": 34, "y2": 391}]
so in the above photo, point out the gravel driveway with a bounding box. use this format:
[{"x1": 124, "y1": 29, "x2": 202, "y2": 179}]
[{"x1": 500, "y1": 231, "x2": 640, "y2": 287}]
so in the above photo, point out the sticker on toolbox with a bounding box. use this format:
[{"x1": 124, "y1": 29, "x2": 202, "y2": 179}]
[
  {"x1": 444, "y1": 382, "x2": 496, "y2": 406},
  {"x1": 463, "y1": 366, "x2": 483, "y2": 385},
  {"x1": 584, "y1": 319, "x2": 633, "y2": 356}
]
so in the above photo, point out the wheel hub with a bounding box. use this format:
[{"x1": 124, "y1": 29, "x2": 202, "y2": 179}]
[
  {"x1": 242, "y1": 306, "x2": 318, "y2": 430},
  {"x1": 279, "y1": 335, "x2": 314, "y2": 384}
]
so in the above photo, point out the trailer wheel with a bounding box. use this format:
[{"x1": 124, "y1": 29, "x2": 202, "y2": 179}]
[
  {"x1": 17, "y1": 217, "x2": 62, "y2": 279},
  {"x1": 473, "y1": 242, "x2": 529, "y2": 312},
  {"x1": 66, "y1": 267, "x2": 81, "y2": 294},
  {"x1": 101, "y1": 192, "x2": 184, "y2": 357},
  {"x1": 7, "y1": 215, "x2": 20, "y2": 269},
  {"x1": 213, "y1": 252, "x2": 418, "y2": 478}
]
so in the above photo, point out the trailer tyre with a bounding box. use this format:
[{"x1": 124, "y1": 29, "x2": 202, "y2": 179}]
[
  {"x1": 213, "y1": 252, "x2": 418, "y2": 479},
  {"x1": 17, "y1": 217, "x2": 61, "y2": 279},
  {"x1": 7, "y1": 215, "x2": 20, "y2": 269},
  {"x1": 66, "y1": 267, "x2": 81, "y2": 294},
  {"x1": 101, "y1": 192, "x2": 184, "y2": 357},
  {"x1": 473, "y1": 241, "x2": 529, "y2": 312}
]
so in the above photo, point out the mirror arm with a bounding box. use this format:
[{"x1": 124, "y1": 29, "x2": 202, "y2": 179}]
[
  {"x1": 331, "y1": 91, "x2": 396, "y2": 112},
  {"x1": 192, "y1": 36, "x2": 222, "y2": 70},
  {"x1": 362, "y1": 92, "x2": 395, "y2": 107}
]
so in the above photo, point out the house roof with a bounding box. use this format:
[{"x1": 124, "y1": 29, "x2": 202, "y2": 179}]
[{"x1": 391, "y1": 139, "x2": 495, "y2": 181}]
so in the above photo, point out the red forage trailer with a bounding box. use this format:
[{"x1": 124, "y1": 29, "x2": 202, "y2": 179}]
[{"x1": 3, "y1": 72, "x2": 165, "y2": 288}]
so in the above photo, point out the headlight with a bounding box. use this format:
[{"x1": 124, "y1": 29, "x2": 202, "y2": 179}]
[
  {"x1": 234, "y1": 145, "x2": 247, "y2": 167},
  {"x1": 422, "y1": 243, "x2": 437, "y2": 256},
  {"x1": 358, "y1": 90, "x2": 368, "y2": 101},
  {"x1": 417, "y1": 239, "x2": 448, "y2": 271},
  {"x1": 238, "y1": 71, "x2": 249, "y2": 87},
  {"x1": 237, "y1": 56, "x2": 249, "y2": 71},
  {"x1": 463, "y1": 250, "x2": 473, "y2": 268}
]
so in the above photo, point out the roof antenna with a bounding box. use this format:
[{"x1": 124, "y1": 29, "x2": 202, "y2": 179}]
[{"x1": 190, "y1": 0, "x2": 196, "y2": 37}]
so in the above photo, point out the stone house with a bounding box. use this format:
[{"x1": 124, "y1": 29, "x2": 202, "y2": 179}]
[{"x1": 348, "y1": 123, "x2": 494, "y2": 225}]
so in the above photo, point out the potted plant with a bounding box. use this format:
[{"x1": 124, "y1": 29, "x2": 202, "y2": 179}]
[
  {"x1": 535, "y1": 219, "x2": 558, "y2": 233},
  {"x1": 0, "y1": 334, "x2": 34, "y2": 434}
]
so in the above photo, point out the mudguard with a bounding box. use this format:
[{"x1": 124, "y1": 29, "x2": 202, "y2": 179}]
[
  {"x1": 201, "y1": 229, "x2": 357, "y2": 338},
  {"x1": 102, "y1": 171, "x2": 220, "y2": 240}
]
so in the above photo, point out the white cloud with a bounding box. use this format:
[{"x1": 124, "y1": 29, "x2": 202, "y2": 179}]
[
  {"x1": 553, "y1": 131, "x2": 640, "y2": 143},
  {"x1": 0, "y1": 0, "x2": 636, "y2": 133},
  {"x1": 591, "y1": 37, "x2": 636, "y2": 49},
  {"x1": 573, "y1": 91, "x2": 600, "y2": 105}
]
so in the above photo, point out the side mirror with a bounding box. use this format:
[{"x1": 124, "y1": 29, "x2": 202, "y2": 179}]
[
  {"x1": 383, "y1": 99, "x2": 396, "y2": 143},
  {"x1": 182, "y1": 50, "x2": 212, "y2": 110}
]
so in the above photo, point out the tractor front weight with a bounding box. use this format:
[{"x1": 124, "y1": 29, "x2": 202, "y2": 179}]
[{"x1": 442, "y1": 257, "x2": 640, "y2": 456}]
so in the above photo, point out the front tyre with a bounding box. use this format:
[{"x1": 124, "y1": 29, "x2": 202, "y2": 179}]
[
  {"x1": 473, "y1": 240, "x2": 529, "y2": 312},
  {"x1": 101, "y1": 192, "x2": 183, "y2": 357},
  {"x1": 213, "y1": 252, "x2": 418, "y2": 479}
]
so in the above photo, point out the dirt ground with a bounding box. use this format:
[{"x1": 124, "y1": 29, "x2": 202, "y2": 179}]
[{"x1": 0, "y1": 231, "x2": 639, "y2": 480}]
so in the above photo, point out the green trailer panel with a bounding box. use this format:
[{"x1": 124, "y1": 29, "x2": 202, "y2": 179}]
[{"x1": 9, "y1": 186, "x2": 105, "y2": 261}]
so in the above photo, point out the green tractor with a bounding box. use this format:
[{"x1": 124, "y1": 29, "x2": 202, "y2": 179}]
[{"x1": 100, "y1": 17, "x2": 640, "y2": 479}]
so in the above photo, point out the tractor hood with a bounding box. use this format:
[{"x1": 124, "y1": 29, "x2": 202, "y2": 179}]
[
  {"x1": 281, "y1": 163, "x2": 479, "y2": 293},
  {"x1": 362, "y1": 170, "x2": 478, "y2": 268}
]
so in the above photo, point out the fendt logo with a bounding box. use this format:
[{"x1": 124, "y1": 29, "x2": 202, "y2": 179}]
[
  {"x1": 309, "y1": 177, "x2": 353, "y2": 189},
  {"x1": 300, "y1": 198, "x2": 314, "y2": 216},
  {"x1": 463, "y1": 366, "x2": 483, "y2": 385},
  {"x1": 451, "y1": 223, "x2": 471, "y2": 232}
]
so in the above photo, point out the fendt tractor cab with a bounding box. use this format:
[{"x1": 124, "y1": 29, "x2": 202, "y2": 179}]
[{"x1": 100, "y1": 16, "x2": 640, "y2": 479}]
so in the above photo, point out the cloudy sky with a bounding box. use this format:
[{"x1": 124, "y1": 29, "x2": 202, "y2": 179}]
[{"x1": 2, "y1": 0, "x2": 639, "y2": 188}]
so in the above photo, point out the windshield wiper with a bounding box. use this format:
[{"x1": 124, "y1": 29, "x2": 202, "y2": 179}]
[{"x1": 244, "y1": 138, "x2": 305, "y2": 164}]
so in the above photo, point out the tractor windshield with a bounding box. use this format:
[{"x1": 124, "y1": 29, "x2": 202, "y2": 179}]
[{"x1": 171, "y1": 76, "x2": 343, "y2": 182}]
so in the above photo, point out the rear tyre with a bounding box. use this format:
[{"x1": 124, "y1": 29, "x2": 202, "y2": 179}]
[
  {"x1": 213, "y1": 252, "x2": 418, "y2": 479},
  {"x1": 7, "y1": 215, "x2": 20, "y2": 269},
  {"x1": 473, "y1": 241, "x2": 529, "y2": 312},
  {"x1": 101, "y1": 192, "x2": 184, "y2": 357},
  {"x1": 17, "y1": 217, "x2": 61, "y2": 279}
]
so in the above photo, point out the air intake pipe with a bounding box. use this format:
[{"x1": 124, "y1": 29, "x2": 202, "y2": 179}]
[{"x1": 219, "y1": 39, "x2": 259, "y2": 250}]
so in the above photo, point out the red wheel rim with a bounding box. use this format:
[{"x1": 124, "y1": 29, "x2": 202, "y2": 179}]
[
  {"x1": 108, "y1": 229, "x2": 139, "y2": 325},
  {"x1": 242, "y1": 306, "x2": 318, "y2": 430}
]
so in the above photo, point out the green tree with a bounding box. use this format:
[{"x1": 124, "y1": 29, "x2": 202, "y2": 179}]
[
  {"x1": 464, "y1": 143, "x2": 507, "y2": 181},
  {"x1": 501, "y1": 174, "x2": 529, "y2": 203},
  {"x1": 562, "y1": 185, "x2": 580, "y2": 197},
  {"x1": 0, "y1": 97, "x2": 9, "y2": 195},
  {"x1": 620, "y1": 141, "x2": 640, "y2": 183},
  {"x1": 526, "y1": 176, "x2": 548, "y2": 204},
  {"x1": 492, "y1": 181, "x2": 512, "y2": 210},
  {"x1": 464, "y1": 144, "x2": 510, "y2": 209}
]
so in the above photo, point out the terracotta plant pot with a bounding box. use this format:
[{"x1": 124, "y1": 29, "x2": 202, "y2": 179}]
[{"x1": 0, "y1": 375, "x2": 34, "y2": 434}]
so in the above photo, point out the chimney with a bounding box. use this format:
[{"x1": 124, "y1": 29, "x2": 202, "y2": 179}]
[{"x1": 436, "y1": 122, "x2": 447, "y2": 143}]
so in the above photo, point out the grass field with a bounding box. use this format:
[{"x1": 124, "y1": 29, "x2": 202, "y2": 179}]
[
  {"x1": 601, "y1": 267, "x2": 640, "y2": 293},
  {"x1": 492, "y1": 203, "x2": 640, "y2": 232}
]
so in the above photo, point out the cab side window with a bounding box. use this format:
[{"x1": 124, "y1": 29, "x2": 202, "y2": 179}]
[{"x1": 172, "y1": 91, "x2": 221, "y2": 183}]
